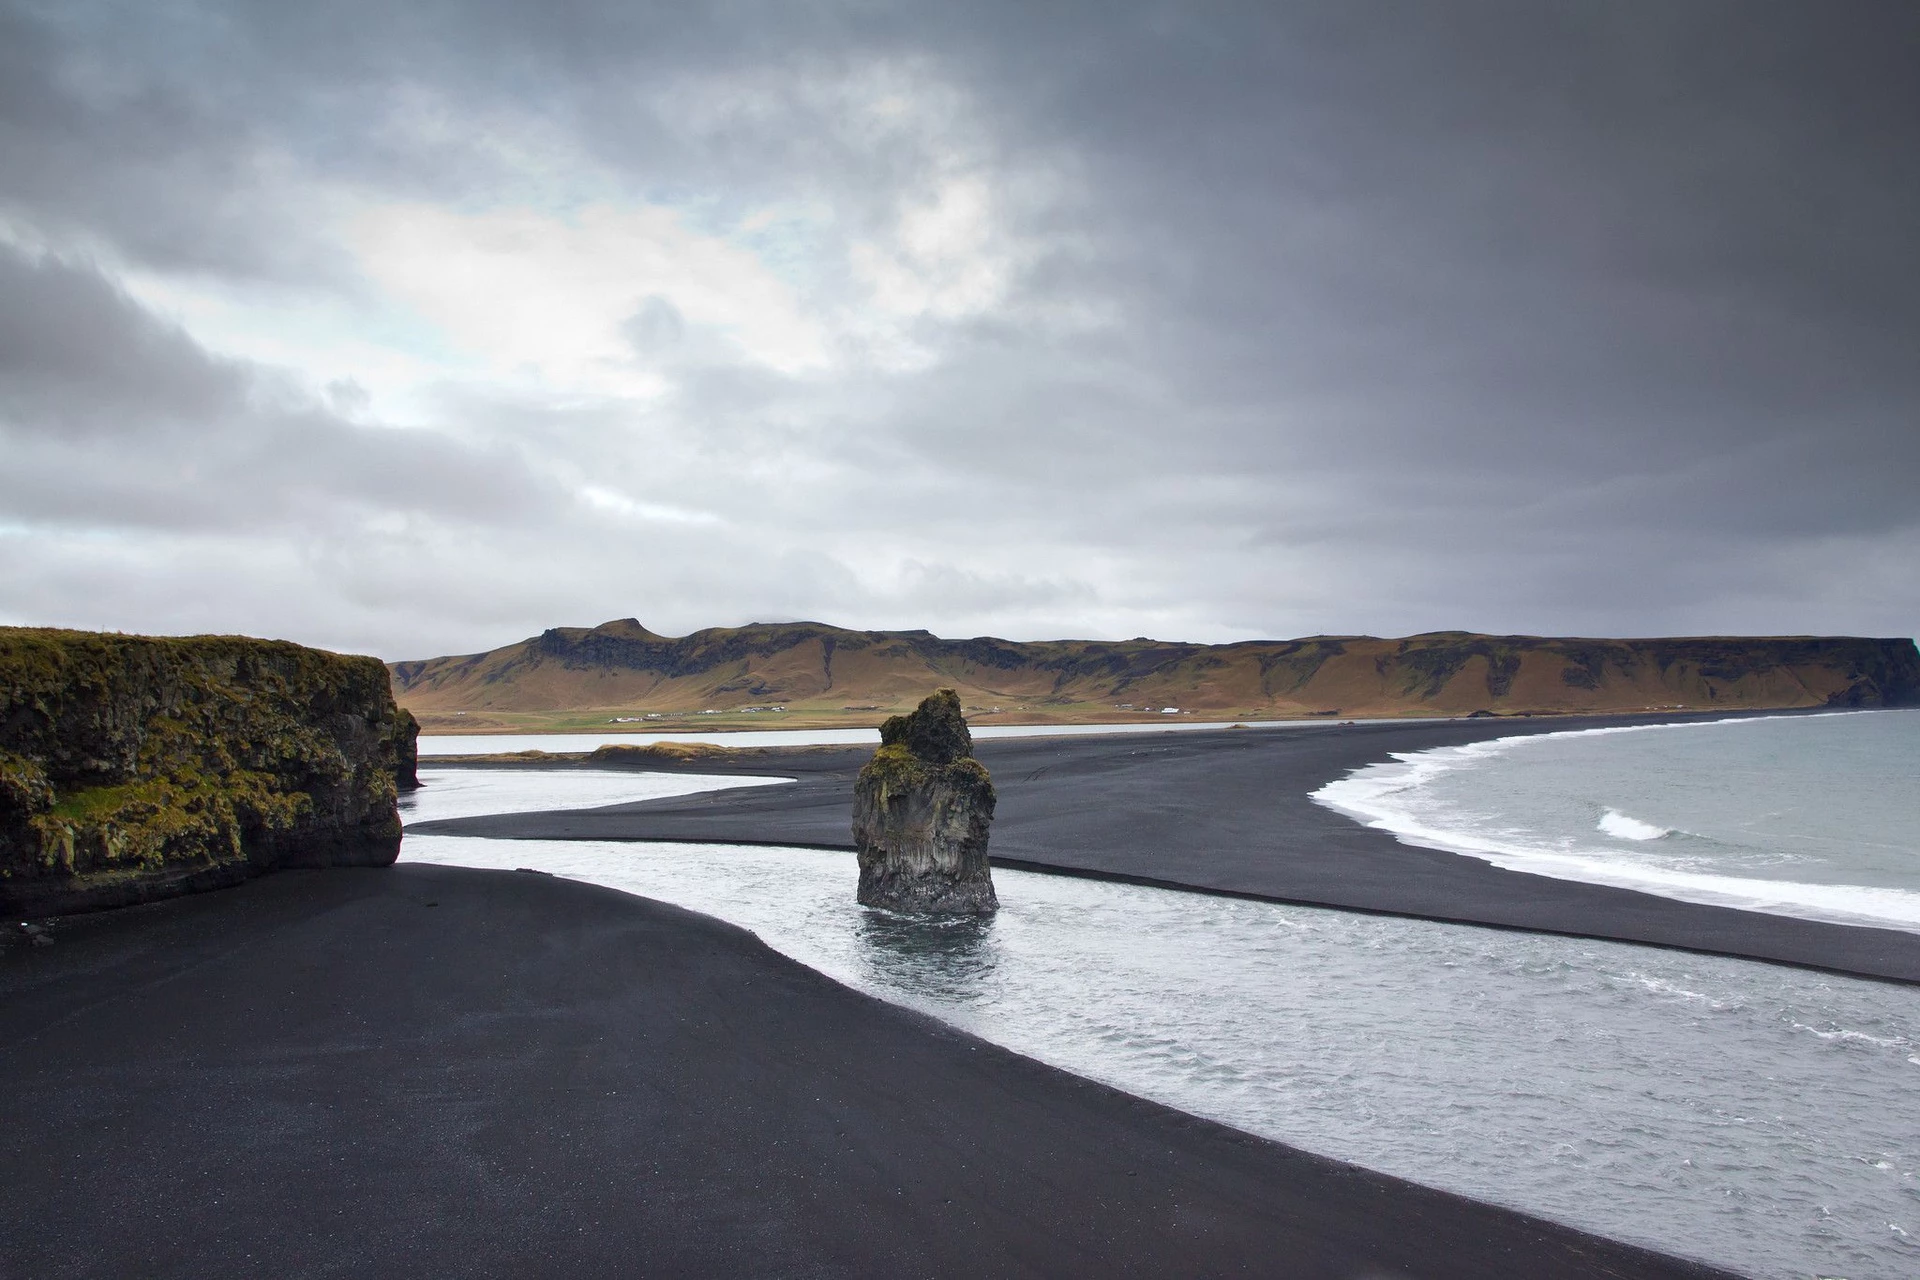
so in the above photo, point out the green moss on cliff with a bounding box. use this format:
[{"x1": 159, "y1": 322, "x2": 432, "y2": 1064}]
[
  {"x1": 859, "y1": 742, "x2": 920, "y2": 798},
  {"x1": 0, "y1": 750, "x2": 53, "y2": 815},
  {"x1": 856, "y1": 719, "x2": 994, "y2": 811},
  {"x1": 32, "y1": 767, "x2": 315, "y2": 874},
  {"x1": 1, "y1": 627, "x2": 417, "y2": 914}
]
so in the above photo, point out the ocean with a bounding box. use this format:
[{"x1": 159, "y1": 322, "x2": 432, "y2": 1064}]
[{"x1": 1313, "y1": 709, "x2": 1920, "y2": 933}]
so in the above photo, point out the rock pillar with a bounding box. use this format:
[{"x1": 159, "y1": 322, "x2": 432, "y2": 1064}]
[{"x1": 851, "y1": 689, "x2": 997, "y2": 914}]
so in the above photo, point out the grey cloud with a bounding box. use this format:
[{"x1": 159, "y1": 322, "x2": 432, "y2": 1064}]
[
  {"x1": 0, "y1": 244, "x2": 558, "y2": 533},
  {"x1": 0, "y1": 243, "x2": 234, "y2": 433},
  {"x1": 0, "y1": 6, "x2": 336, "y2": 279},
  {"x1": 0, "y1": 0, "x2": 1915, "y2": 654}
]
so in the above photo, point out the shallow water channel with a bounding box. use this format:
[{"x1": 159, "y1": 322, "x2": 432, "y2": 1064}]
[{"x1": 406, "y1": 769, "x2": 1920, "y2": 1280}]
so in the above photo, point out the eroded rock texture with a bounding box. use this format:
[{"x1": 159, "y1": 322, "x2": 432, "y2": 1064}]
[
  {"x1": 1, "y1": 627, "x2": 419, "y2": 916},
  {"x1": 852, "y1": 689, "x2": 997, "y2": 914}
]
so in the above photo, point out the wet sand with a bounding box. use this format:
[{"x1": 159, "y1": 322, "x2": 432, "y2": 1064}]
[
  {"x1": 0, "y1": 863, "x2": 1732, "y2": 1278},
  {"x1": 417, "y1": 714, "x2": 1920, "y2": 984}
]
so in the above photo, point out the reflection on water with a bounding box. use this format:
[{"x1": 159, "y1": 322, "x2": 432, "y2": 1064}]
[
  {"x1": 404, "y1": 832, "x2": 1920, "y2": 1280},
  {"x1": 855, "y1": 910, "x2": 1001, "y2": 1003}
]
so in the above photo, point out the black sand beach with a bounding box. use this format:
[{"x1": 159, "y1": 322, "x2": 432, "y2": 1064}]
[
  {"x1": 1, "y1": 863, "x2": 1734, "y2": 1278},
  {"x1": 417, "y1": 714, "x2": 1920, "y2": 985}
]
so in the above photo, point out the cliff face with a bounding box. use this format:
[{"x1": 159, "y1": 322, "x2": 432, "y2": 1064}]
[
  {"x1": 1, "y1": 628, "x2": 418, "y2": 916},
  {"x1": 852, "y1": 690, "x2": 997, "y2": 915},
  {"x1": 389, "y1": 619, "x2": 1920, "y2": 729}
]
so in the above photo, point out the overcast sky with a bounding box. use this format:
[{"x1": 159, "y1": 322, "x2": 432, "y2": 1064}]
[{"x1": 2, "y1": 1, "x2": 1915, "y2": 659}]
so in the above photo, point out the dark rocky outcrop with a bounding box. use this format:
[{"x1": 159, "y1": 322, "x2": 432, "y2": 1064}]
[
  {"x1": 851, "y1": 689, "x2": 997, "y2": 914},
  {"x1": 394, "y1": 706, "x2": 421, "y2": 790},
  {"x1": 1, "y1": 627, "x2": 418, "y2": 917}
]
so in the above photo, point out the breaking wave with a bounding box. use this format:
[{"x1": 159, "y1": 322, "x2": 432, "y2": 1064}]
[
  {"x1": 1312, "y1": 712, "x2": 1920, "y2": 934},
  {"x1": 1598, "y1": 809, "x2": 1671, "y2": 841}
]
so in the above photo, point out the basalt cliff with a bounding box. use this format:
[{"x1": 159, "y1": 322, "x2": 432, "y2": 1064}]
[
  {"x1": 1, "y1": 627, "x2": 418, "y2": 916},
  {"x1": 852, "y1": 689, "x2": 997, "y2": 915},
  {"x1": 389, "y1": 619, "x2": 1920, "y2": 730}
]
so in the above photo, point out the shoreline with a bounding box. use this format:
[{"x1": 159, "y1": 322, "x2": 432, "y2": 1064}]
[
  {"x1": 410, "y1": 703, "x2": 1839, "y2": 752},
  {"x1": 412, "y1": 710, "x2": 1920, "y2": 985},
  {"x1": 1312, "y1": 709, "x2": 1920, "y2": 939},
  {"x1": 0, "y1": 862, "x2": 1735, "y2": 1278},
  {"x1": 414, "y1": 704, "x2": 1822, "y2": 764}
]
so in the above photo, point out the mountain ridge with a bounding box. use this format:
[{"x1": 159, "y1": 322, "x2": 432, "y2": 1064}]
[{"x1": 387, "y1": 619, "x2": 1920, "y2": 733}]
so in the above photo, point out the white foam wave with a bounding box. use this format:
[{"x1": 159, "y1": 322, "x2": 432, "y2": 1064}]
[
  {"x1": 1619, "y1": 972, "x2": 1736, "y2": 1009},
  {"x1": 1311, "y1": 713, "x2": 1920, "y2": 935},
  {"x1": 1598, "y1": 809, "x2": 1671, "y2": 841},
  {"x1": 1791, "y1": 1023, "x2": 1912, "y2": 1051}
]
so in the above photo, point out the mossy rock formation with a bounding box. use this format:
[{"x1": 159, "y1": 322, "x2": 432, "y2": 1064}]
[
  {"x1": 1, "y1": 627, "x2": 418, "y2": 917},
  {"x1": 852, "y1": 689, "x2": 997, "y2": 915}
]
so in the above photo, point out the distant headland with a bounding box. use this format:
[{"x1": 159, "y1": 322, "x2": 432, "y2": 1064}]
[{"x1": 388, "y1": 619, "x2": 1920, "y2": 734}]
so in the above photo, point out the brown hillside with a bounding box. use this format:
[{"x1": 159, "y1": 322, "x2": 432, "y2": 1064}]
[{"x1": 386, "y1": 620, "x2": 1920, "y2": 734}]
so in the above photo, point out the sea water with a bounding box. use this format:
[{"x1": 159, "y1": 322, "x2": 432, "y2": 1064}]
[
  {"x1": 395, "y1": 767, "x2": 789, "y2": 823},
  {"x1": 1314, "y1": 709, "x2": 1920, "y2": 933},
  {"x1": 405, "y1": 766, "x2": 1920, "y2": 1280}
]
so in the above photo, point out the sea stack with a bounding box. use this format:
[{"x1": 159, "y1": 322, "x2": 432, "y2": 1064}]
[{"x1": 852, "y1": 688, "x2": 997, "y2": 914}]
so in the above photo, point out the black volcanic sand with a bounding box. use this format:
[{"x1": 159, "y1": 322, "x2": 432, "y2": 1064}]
[
  {"x1": 418, "y1": 714, "x2": 1920, "y2": 984},
  {"x1": 0, "y1": 864, "x2": 1733, "y2": 1279}
]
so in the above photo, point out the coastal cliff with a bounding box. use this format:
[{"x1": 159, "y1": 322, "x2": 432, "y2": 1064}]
[
  {"x1": 852, "y1": 689, "x2": 997, "y2": 915},
  {"x1": 389, "y1": 620, "x2": 1920, "y2": 730},
  {"x1": 1, "y1": 628, "x2": 418, "y2": 916}
]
